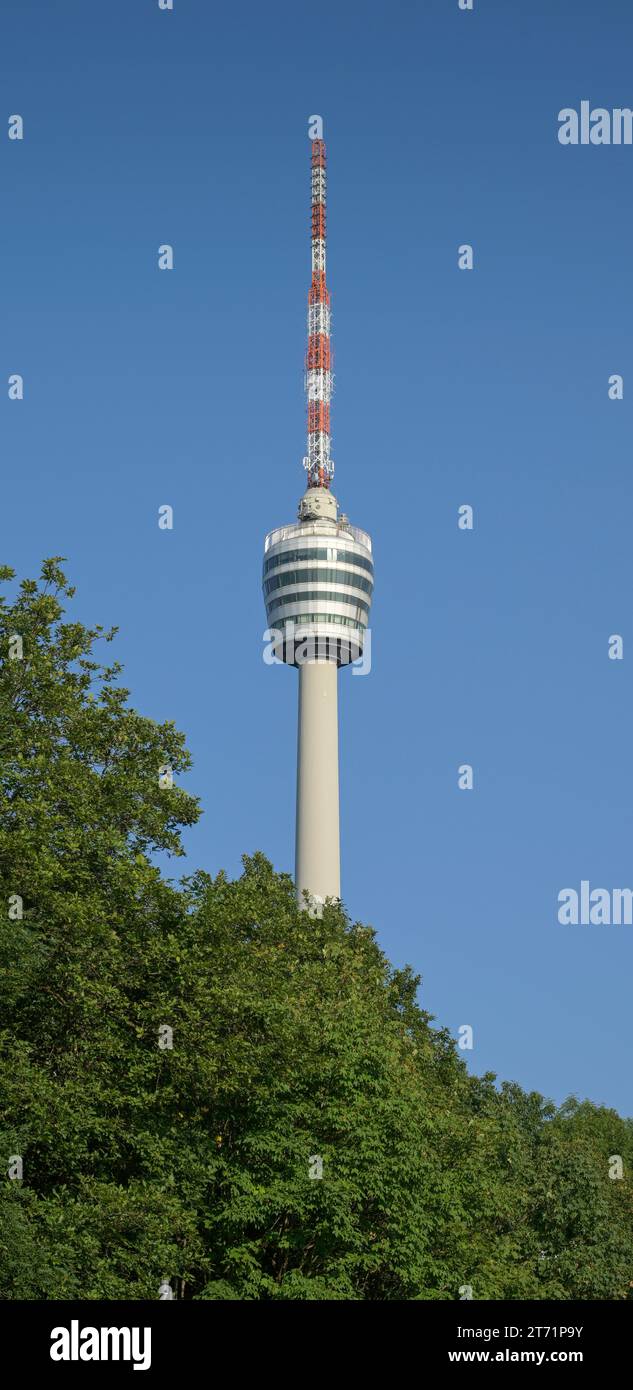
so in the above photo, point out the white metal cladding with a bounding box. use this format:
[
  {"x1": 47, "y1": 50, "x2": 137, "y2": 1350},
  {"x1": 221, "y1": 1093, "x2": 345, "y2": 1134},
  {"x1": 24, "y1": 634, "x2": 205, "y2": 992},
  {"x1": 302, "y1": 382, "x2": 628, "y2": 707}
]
[
  {"x1": 306, "y1": 431, "x2": 332, "y2": 464},
  {"x1": 264, "y1": 560, "x2": 369, "y2": 664},
  {"x1": 311, "y1": 168, "x2": 326, "y2": 201},
  {"x1": 267, "y1": 603, "x2": 368, "y2": 627},
  {"x1": 267, "y1": 611, "x2": 369, "y2": 637},
  {"x1": 264, "y1": 521, "x2": 373, "y2": 555},
  {"x1": 268, "y1": 547, "x2": 373, "y2": 570},
  {"x1": 267, "y1": 588, "x2": 369, "y2": 608},
  {"x1": 264, "y1": 569, "x2": 373, "y2": 603},
  {"x1": 265, "y1": 576, "x2": 371, "y2": 609},
  {"x1": 266, "y1": 583, "x2": 371, "y2": 613},
  {"x1": 305, "y1": 369, "x2": 332, "y2": 402},
  {"x1": 308, "y1": 303, "x2": 330, "y2": 336},
  {"x1": 265, "y1": 539, "x2": 372, "y2": 572},
  {"x1": 311, "y1": 239, "x2": 326, "y2": 272},
  {"x1": 264, "y1": 547, "x2": 373, "y2": 575},
  {"x1": 263, "y1": 528, "x2": 374, "y2": 648},
  {"x1": 267, "y1": 580, "x2": 372, "y2": 602},
  {"x1": 271, "y1": 615, "x2": 369, "y2": 634},
  {"x1": 264, "y1": 557, "x2": 373, "y2": 584},
  {"x1": 265, "y1": 603, "x2": 367, "y2": 625}
]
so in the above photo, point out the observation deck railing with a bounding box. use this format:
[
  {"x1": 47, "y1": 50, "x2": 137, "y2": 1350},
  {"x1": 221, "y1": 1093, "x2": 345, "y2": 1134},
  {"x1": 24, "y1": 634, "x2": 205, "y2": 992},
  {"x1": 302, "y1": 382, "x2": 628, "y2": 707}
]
[{"x1": 264, "y1": 520, "x2": 372, "y2": 554}]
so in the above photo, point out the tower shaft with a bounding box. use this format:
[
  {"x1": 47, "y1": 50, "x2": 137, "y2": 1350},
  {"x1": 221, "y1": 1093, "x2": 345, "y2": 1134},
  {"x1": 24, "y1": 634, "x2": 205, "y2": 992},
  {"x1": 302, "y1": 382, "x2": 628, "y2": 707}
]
[{"x1": 295, "y1": 657, "x2": 340, "y2": 905}]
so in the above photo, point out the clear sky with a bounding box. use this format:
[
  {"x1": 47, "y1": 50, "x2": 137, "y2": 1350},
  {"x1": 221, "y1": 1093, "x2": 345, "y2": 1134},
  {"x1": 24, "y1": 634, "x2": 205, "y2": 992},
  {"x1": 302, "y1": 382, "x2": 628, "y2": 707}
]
[{"x1": 3, "y1": 0, "x2": 632, "y2": 1116}]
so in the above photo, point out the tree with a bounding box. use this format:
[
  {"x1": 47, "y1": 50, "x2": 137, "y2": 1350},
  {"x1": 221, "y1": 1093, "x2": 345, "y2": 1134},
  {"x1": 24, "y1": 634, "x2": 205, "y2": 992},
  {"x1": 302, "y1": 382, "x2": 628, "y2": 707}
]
[{"x1": 1, "y1": 561, "x2": 632, "y2": 1299}]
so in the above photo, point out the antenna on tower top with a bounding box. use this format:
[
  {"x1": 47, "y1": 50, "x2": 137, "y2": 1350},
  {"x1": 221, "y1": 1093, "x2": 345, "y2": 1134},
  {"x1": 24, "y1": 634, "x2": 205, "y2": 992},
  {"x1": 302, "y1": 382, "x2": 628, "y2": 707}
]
[{"x1": 303, "y1": 133, "x2": 334, "y2": 490}]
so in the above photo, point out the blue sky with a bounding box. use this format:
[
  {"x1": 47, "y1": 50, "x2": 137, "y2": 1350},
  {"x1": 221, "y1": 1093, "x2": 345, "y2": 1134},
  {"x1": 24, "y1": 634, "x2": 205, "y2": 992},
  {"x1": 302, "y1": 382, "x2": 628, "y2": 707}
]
[{"x1": 3, "y1": 0, "x2": 632, "y2": 1116}]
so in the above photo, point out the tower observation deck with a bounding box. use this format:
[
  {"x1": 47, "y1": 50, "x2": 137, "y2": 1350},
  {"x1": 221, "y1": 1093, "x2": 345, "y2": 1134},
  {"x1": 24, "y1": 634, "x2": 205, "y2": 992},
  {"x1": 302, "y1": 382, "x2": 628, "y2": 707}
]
[{"x1": 262, "y1": 130, "x2": 374, "y2": 910}]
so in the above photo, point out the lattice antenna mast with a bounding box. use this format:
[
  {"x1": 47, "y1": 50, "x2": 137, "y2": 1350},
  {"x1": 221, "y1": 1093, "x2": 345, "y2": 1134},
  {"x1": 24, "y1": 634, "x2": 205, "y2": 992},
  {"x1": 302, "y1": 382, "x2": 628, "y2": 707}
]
[{"x1": 303, "y1": 137, "x2": 334, "y2": 489}]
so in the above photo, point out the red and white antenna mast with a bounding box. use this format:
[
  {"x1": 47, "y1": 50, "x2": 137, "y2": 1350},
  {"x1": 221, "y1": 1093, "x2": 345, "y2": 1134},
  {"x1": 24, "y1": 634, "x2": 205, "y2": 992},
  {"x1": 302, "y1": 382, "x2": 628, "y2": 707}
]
[{"x1": 304, "y1": 136, "x2": 334, "y2": 490}]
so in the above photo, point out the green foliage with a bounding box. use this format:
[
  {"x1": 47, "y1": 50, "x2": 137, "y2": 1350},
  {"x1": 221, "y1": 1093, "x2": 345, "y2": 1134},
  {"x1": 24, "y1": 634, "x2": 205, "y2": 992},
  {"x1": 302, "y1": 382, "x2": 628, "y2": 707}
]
[{"x1": 1, "y1": 561, "x2": 632, "y2": 1299}]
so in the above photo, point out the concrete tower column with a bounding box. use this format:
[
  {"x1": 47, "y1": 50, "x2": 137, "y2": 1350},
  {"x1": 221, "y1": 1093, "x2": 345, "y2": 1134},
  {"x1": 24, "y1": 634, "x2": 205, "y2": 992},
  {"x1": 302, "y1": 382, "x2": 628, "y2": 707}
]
[{"x1": 295, "y1": 657, "x2": 340, "y2": 910}]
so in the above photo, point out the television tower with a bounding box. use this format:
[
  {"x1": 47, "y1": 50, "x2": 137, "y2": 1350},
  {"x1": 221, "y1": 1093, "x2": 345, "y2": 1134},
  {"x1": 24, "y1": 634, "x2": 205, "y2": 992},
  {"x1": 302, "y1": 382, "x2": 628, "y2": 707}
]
[{"x1": 263, "y1": 130, "x2": 374, "y2": 911}]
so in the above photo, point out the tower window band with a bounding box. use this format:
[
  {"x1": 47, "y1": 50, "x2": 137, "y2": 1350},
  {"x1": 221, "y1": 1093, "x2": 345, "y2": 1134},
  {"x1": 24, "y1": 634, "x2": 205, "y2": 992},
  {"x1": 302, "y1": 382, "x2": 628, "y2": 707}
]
[
  {"x1": 264, "y1": 546, "x2": 373, "y2": 577},
  {"x1": 263, "y1": 567, "x2": 373, "y2": 597},
  {"x1": 266, "y1": 589, "x2": 370, "y2": 618}
]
